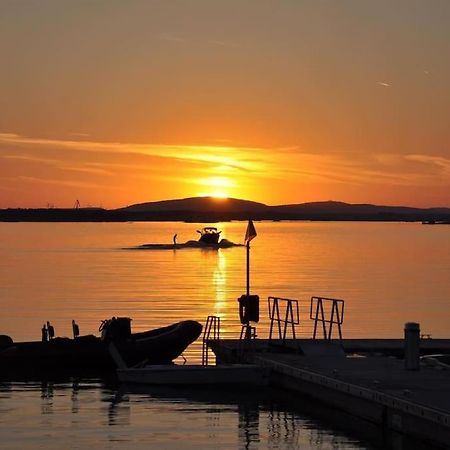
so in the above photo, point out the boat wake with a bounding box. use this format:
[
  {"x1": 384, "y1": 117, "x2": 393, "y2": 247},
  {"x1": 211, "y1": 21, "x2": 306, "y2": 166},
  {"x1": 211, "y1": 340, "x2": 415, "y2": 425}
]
[{"x1": 124, "y1": 239, "x2": 244, "y2": 250}]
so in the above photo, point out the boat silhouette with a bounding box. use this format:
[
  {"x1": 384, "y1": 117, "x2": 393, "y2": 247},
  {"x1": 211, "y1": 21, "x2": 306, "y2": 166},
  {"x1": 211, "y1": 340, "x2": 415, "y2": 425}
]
[{"x1": 0, "y1": 318, "x2": 202, "y2": 377}]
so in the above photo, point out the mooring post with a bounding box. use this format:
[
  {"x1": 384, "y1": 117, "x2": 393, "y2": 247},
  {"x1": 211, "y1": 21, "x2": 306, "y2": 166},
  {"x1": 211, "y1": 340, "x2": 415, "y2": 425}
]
[{"x1": 404, "y1": 322, "x2": 420, "y2": 370}]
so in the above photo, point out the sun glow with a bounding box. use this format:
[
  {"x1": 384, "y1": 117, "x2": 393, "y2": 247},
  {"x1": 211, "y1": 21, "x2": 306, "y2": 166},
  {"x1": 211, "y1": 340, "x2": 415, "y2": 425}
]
[
  {"x1": 196, "y1": 176, "x2": 235, "y2": 199},
  {"x1": 211, "y1": 192, "x2": 229, "y2": 199}
]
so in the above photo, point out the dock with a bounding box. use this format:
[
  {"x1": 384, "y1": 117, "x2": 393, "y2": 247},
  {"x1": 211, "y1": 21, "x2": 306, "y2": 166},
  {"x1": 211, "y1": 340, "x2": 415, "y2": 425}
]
[{"x1": 208, "y1": 338, "x2": 450, "y2": 448}]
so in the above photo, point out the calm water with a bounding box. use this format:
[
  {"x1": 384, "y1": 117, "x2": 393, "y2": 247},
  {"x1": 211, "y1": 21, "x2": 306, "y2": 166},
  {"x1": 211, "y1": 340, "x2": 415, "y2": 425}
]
[
  {"x1": 0, "y1": 221, "x2": 449, "y2": 449},
  {"x1": 0, "y1": 380, "x2": 377, "y2": 450}
]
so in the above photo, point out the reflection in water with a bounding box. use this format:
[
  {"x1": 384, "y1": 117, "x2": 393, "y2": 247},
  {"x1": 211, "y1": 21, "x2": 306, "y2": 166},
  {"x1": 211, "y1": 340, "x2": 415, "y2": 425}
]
[
  {"x1": 40, "y1": 380, "x2": 54, "y2": 415},
  {"x1": 212, "y1": 250, "x2": 227, "y2": 317},
  {"x1": 71, "y1": 380, "x2": 79, "y2": 414},
  {"x1": 110, "y1": 385, "x2": 369, "y2": 449},
  {"x1": 0, "y1": 380, "x2": 439, "y2": 449},
  {"x1": 238, "y1": 403, "x2": 260, "y2": 449},
  {"x1": 267, "y1": 409, "x2": 300, "y2": 448},
  {"x1": 107, "y1": 386, "x2": 131, "y2": 427}
]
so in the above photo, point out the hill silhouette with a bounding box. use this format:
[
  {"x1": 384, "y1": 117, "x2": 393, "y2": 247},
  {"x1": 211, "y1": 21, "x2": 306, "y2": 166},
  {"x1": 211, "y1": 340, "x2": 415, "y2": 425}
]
[
  {"x1": 117, "y1": 197, "x2": 269, "y2": 213},
  {"x1": 1, "y1": 196, "x2": 449, "y2": 222}
]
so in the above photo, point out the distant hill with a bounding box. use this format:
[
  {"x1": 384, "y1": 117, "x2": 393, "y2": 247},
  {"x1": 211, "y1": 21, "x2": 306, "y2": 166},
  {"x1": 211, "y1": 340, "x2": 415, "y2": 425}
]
[
  {"x1": 116, "y1": 197, "x2": 269, "y2": 213},
  {"x1": 1, "y1": 197, "x2": 450, "y2": 222},
  {"x1": 272, "y1": 201, "x2": 450, "y2": 220}
]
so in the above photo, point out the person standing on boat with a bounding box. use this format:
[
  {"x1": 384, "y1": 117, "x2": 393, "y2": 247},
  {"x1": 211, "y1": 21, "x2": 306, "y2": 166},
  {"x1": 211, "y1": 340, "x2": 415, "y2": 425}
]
[
  {"x1": 72, "y1": 320, "x2": 80, "y2": 339},
  {"x1": 47, "y1": 321, "x2": 55, "y2": 340},
  {"x1": 41, "y1": 323, "x2": 48, "y2": 342}
]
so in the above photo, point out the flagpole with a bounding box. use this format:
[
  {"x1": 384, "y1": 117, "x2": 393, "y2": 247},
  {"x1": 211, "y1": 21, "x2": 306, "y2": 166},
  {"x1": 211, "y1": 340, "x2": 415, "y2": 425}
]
[
  {"x1": 244, "y1": 219, "x2": 256, "y2": 298},
  {"x1": 246, "y1": 240, "x2": 250, "y2": 296}
]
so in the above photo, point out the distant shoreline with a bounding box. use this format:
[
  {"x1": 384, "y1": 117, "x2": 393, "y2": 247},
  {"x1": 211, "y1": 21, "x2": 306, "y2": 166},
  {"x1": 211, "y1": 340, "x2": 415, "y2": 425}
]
[
  {"x1": 1, "y1": 208, "x2": 449, "y2": 223},
  {"x1": 2, "y1": 197, "x2": 450, "y2": 223}
]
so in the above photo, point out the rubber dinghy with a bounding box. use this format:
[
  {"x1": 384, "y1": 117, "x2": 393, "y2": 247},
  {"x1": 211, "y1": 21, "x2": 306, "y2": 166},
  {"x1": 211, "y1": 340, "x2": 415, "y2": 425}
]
[{"x1": 0, "y1": 318, "x2": 202, "y2": 377}]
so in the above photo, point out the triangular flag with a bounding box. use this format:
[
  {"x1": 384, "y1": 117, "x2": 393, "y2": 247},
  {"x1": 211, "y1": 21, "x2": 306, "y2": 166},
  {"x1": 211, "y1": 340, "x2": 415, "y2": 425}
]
[{"x1": 245, "y1": 219, "x2": 257, "y2": 243}]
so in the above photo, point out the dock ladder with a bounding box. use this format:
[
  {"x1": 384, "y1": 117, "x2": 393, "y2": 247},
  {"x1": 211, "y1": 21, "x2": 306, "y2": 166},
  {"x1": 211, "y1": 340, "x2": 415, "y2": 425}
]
[{"x1": 202, "y1": 315, "x2": 220, "y2": 366}]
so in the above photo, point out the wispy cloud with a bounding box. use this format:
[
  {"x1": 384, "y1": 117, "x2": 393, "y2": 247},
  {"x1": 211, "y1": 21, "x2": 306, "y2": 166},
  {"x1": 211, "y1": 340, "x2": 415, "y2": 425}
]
[
  {"x1": 0, "y1": 133, "x2": 266, "y2": 173},
  {"x1": 208, "y1": 39, "x2": 238, "y2": 48},
  {"x1": 60, "y1": 166, "x2": 114, "y2": 176},
  {"x1": 377, "y1": 81, "x2": 392, "y2": 87},
  {"x1": 69, "y1": 132, "x2": 90, "y2": 138},
  {"x1": 17, "y1": 176, "x2": 106, "y2": 190},
  {"x1": 2, "y1": 133, "x2": 449, "y2": 204},
  {"x1": 1, "y1": 154, "x2": 62, "y2": 165},
  {"x1": 266, "y1": 151, "x2": 450, "y2": 187},
  {"x1": 405, "y1": 154, "x2": 450, "y2": 176}
]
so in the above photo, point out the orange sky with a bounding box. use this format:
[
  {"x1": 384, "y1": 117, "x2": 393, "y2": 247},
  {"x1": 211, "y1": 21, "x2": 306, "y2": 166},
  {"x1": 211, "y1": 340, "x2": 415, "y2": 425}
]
[{"x1": 1, "y1": 1, "x2": 449, "y2": 208}]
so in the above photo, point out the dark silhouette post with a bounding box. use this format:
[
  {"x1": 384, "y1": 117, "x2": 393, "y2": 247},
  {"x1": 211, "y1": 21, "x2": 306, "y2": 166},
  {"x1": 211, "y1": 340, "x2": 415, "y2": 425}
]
[
  {"x1": 72, "y1": 320, "x2": 80, "y2": 339},
  {"x1": 246, "y1": 240, "x2": 250, "y2": 296},
  {"x1": 245, "y1": 220, "x2": 257, "y2": 296},
  {"x1": 47, "y1": 321, "x2": 55, "y2": 340},
  {"x1": 173, "y1": 234, "x2": 177, "y2": 245},
  {"x1": 41, "y1": 324, "x2": 48, "y2": 342},
  {"x1": 405, "y1": 322, "x2": 420, "y2": 370}
]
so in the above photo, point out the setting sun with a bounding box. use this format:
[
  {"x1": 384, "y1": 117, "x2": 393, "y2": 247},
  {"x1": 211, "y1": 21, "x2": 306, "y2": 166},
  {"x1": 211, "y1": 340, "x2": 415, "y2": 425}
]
[
  {"x1": 196, "y1": 176, "x2": 235, "y2": 199},
  {"x1": 209, "y1": 192, "x2": 229, "y2": 199}
]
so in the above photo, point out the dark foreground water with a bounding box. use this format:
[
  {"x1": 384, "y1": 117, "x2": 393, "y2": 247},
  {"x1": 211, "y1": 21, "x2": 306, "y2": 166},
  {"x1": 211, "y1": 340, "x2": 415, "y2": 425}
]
[
  {"x1": 1, "y1": 377, "x2": 437, "y2": 450},
  {"x1": 0, "y1": 378, "x2": 377, "y2": 450}
]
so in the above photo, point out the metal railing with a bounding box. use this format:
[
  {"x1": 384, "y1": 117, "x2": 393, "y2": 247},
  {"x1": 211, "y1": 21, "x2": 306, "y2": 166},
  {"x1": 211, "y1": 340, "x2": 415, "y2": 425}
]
[
  {"x1": 240, "y1": 324, "x2": 257, "y2": 340},
  {"x1": 268, "y1": 296, "x2": 300, "y2": 342},
  {"x1": 202, "y1": 315, "x2": 220, "y2": 365},
  {"x1": 310, "y1": 296, "x2": 345, "y2": 341}
]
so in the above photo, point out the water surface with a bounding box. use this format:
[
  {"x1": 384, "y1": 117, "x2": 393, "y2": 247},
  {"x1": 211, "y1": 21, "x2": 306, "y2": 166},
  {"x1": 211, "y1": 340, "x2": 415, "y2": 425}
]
[
  {"x1": 0, "y1": 221, "x2": 448, "y2": 449},
  {"x1": 1, "y1": 221, "x2": 448, "y2": 344}
]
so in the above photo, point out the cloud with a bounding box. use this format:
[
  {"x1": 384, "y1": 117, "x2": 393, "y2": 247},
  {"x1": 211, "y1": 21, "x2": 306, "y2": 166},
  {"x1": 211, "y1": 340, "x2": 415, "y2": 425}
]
[
  {"x1": 208, "y1": 39, "x2": 238, "y2": 48},
  {"x1": 405, "y1": 154, "x2": 450, "y2": 176},
  {"x1": 60, "y1": 166, "x2": 114, "y2": 176},
  {"x1": 377, "y1": 81, "x2": 392, "y2": 87},
  {"x1": 69, "y1": 132, "x2": 91, "y2": 138},
  {"x1": 158, "y1": 33, "x2": 187, "y2": 43},
  {"x1": 267, "y1": 151, "x2": 450, "y2": 187},
  {"x1": 17, "y1": 176, "x2": 106, "y2": 190},
  {"x1": 1, "y1": 154, "x2": 62, "y2": 165},
  {"x1": 0, "y1": 133, "x2": 266, "y2": 173},
  {"x1": 1, "y1": 133, "x2": 449, "y2": 202}
]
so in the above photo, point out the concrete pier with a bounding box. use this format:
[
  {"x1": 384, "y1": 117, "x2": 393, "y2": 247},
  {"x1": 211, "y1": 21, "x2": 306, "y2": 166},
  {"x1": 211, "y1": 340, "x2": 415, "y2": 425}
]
[{"x1": 208, "y1": 339, "x2": 450, "y2": 448}]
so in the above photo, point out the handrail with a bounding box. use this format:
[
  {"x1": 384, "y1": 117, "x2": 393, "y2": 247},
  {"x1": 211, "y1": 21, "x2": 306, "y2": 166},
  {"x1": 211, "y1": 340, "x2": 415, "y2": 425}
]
[
  {"x1": 268, "y1": 296, "x2": 300, "y2": 342},
  {"x1": 202, "y1": 316, "x2": 220, "y2": 365},
  {"x1": 310, "y1": 296, "x2": 345, "y2": 341}
]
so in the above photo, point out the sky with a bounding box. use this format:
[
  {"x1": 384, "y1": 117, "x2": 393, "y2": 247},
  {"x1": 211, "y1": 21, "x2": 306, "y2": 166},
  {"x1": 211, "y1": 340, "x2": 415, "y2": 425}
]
[{"x1": 1, "y1": 0, "x2": 449, "y2": 208}]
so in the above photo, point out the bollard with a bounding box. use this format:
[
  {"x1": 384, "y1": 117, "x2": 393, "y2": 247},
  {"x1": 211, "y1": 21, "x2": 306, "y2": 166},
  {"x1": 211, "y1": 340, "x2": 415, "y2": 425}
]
[{"x1": 404, "y1": 322, "x2": 420, "y2": 370}]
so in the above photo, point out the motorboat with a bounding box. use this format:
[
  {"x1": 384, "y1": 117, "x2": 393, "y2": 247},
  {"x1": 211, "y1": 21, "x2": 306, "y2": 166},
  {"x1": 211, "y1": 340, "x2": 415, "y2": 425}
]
[
  {"x1": 0, "y1": 318, "x2": 202, "y2": 377},
  {"x1": 197, "y1": 227, "x2": 222, "y2": 244}
]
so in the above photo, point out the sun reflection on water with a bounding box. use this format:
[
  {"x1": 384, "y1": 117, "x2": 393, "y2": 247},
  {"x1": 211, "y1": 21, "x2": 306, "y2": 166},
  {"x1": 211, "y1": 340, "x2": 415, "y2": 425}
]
[{"x1": 212, "y1": 249, "x2": 227, "y2": 318}]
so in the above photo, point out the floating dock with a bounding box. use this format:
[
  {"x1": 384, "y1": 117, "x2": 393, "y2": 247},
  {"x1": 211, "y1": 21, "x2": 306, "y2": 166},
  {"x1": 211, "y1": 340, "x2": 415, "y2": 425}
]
[
  {"x1": 208, "y1": 338, "x2": 450, "y2": 448},
  {"x1": 117, "y1": 363, "x2": 269, "y2": 386}
]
